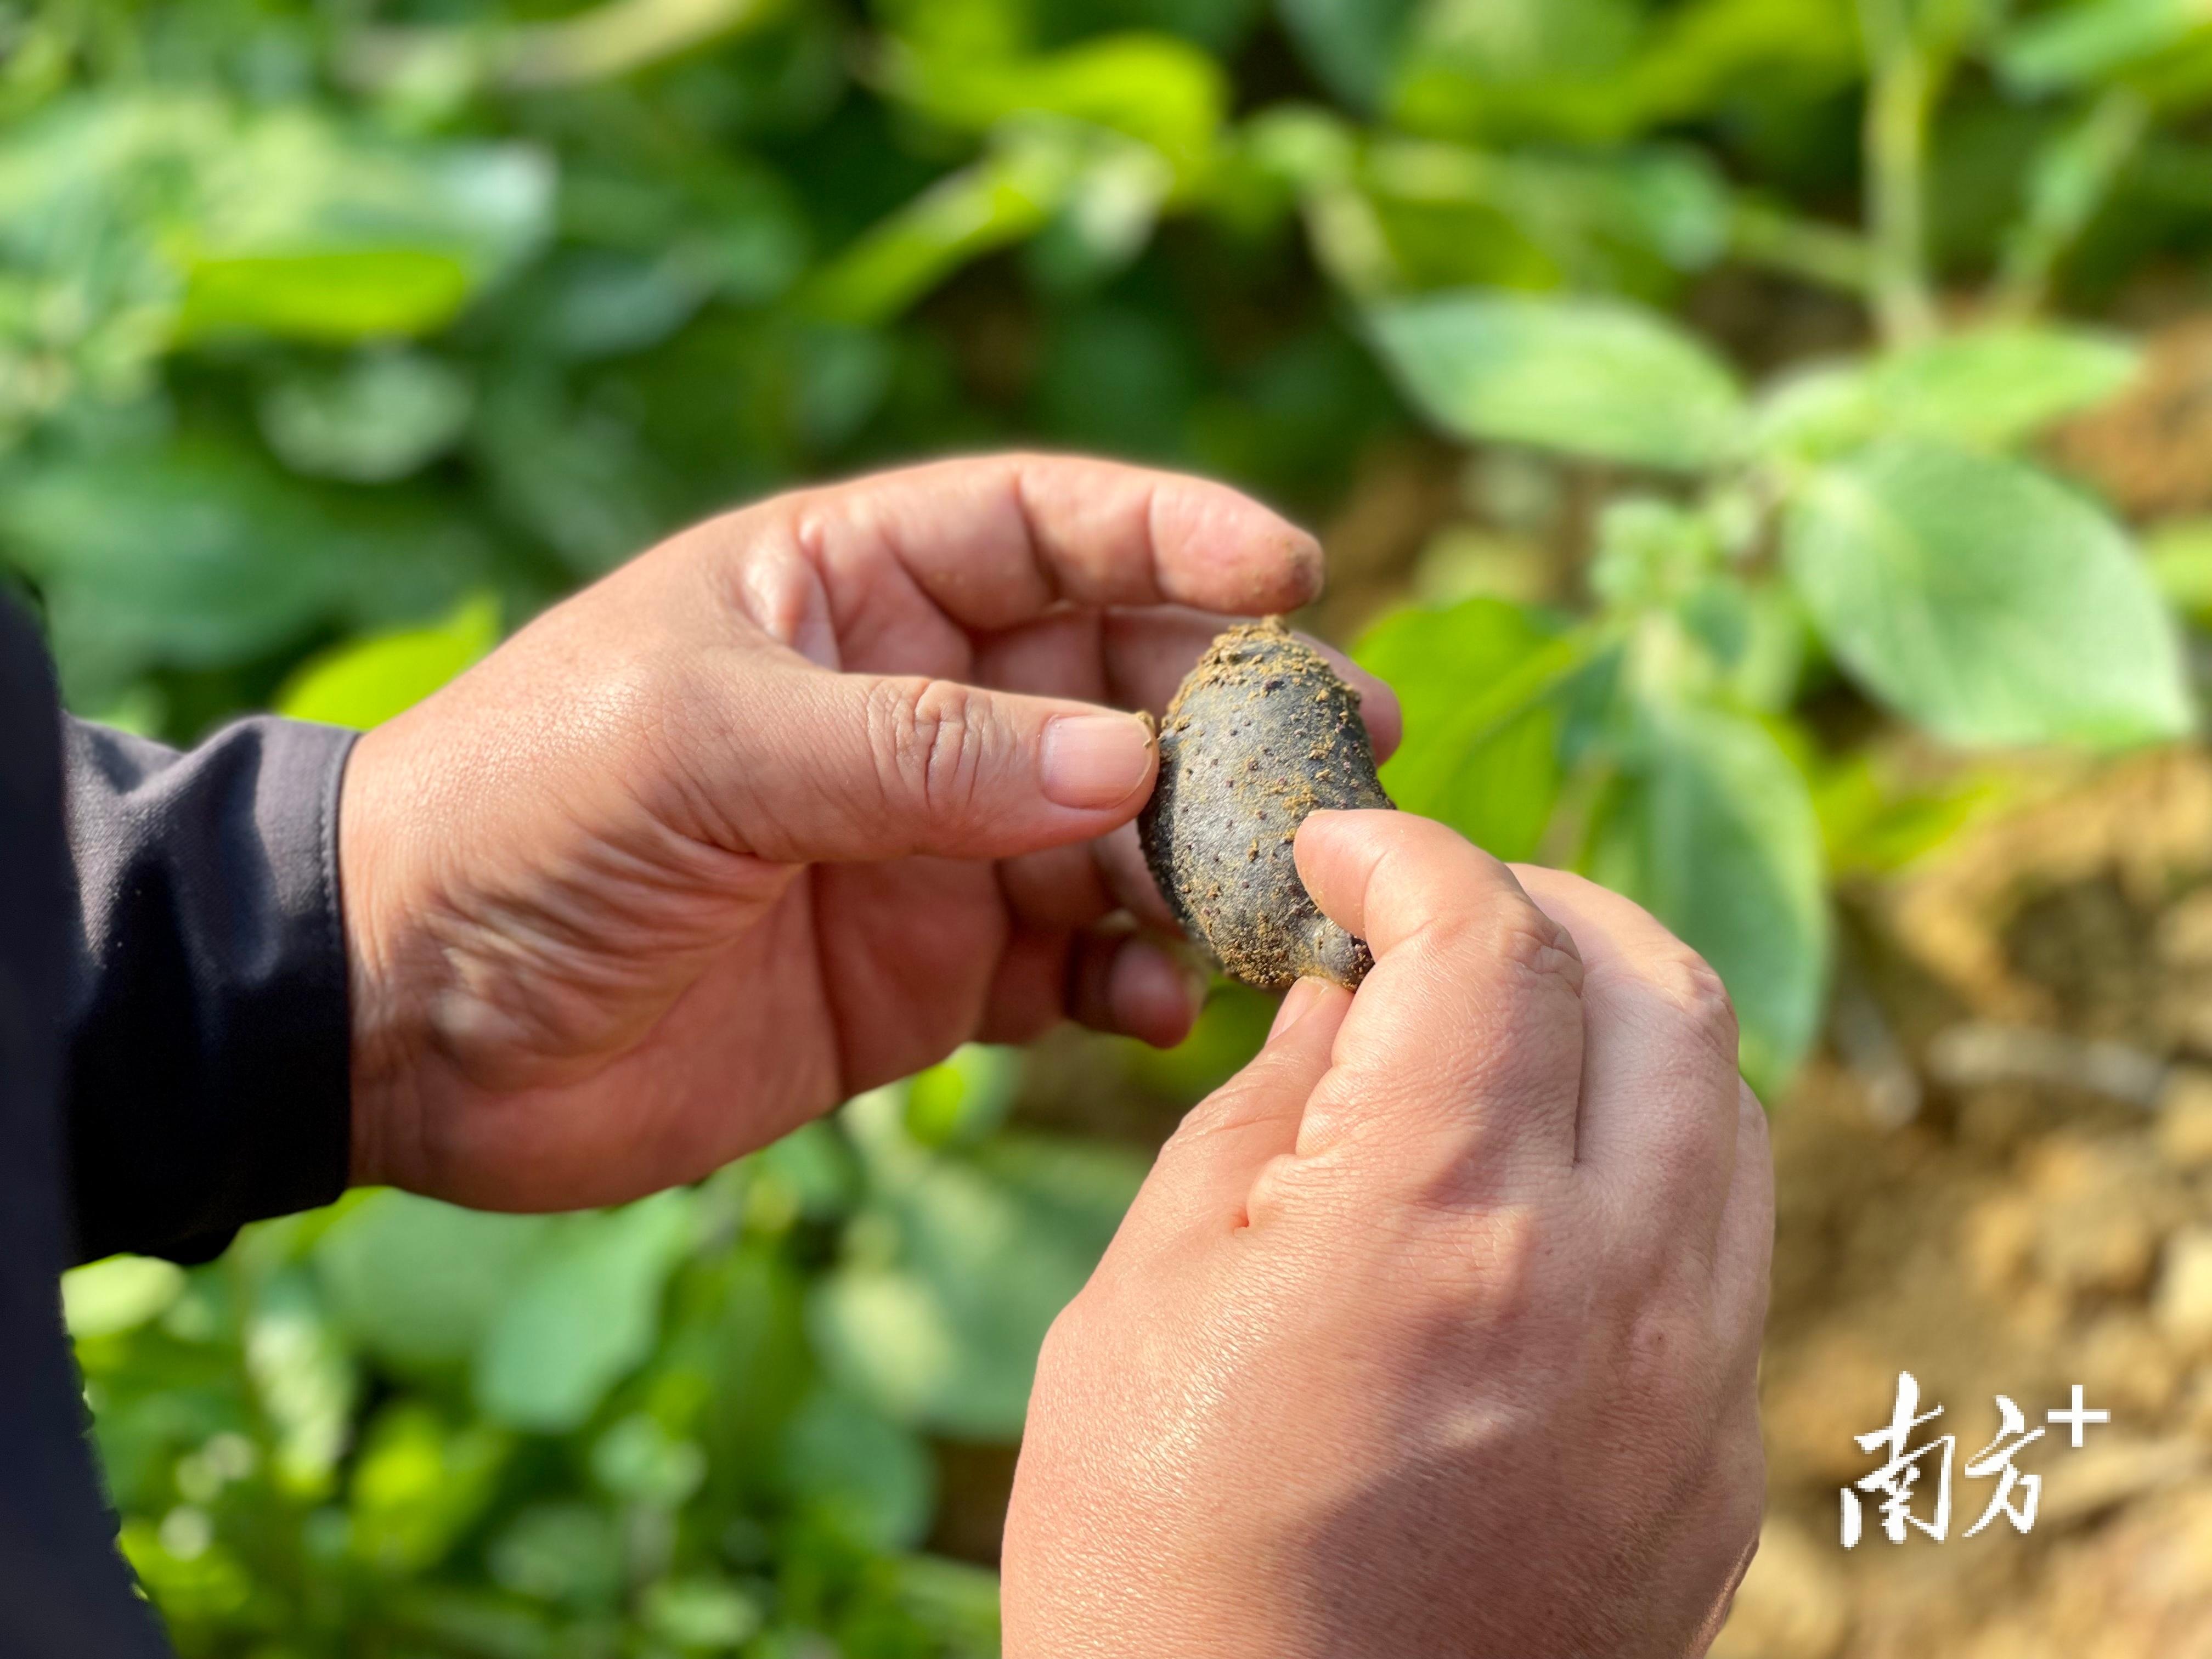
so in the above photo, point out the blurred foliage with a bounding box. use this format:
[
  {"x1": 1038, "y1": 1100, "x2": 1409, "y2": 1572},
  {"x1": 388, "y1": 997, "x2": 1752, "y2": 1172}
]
[{"x1": 18, "y1": 0, "x2": 2212, "y2": 1651}]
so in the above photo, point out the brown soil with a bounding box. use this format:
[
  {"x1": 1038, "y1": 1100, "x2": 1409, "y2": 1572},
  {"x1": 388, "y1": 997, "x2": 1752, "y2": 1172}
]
[
  {"x1": 1723, "y1": 747, "x2": 2212, "y2": 1659},
  {"x1": 2050, "y1": 318, "x2": 2212, "y2": 522}
]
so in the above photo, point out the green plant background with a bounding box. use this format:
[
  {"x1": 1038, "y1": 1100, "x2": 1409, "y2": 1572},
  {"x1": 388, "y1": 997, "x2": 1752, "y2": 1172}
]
[{"x1": 13, "y1": 0, "x2": 2212, "y2": 1652}]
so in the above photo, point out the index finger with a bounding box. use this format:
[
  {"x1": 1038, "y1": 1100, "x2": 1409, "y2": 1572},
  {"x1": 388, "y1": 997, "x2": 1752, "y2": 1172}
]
[
  {"x1": 771, "y1": 454, "x2": 1325, "y2": 634},
  {"x1": 1510, "y1": 866, "x2": 1748, "y2": 1267},
  {"x1": 1288, "y1": 811, "x2": 1589, "y2": 1187}
]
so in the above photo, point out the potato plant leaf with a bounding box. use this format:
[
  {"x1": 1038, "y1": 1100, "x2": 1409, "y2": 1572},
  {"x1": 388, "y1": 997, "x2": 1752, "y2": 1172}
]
[
  {"x1": 1367, "y1": 292, "x2": 1748, "y2": 472},
  {"x1": 1355, "y1": 596, "x2": 1568, "y2": 862},
  {"x1": 1783, "y1": 438, "x2": 2196, "y2": 747},
  {"x1": 473, "y1": 1193, "x2": 695, "y2": 1435},
  {"x1": 1584, "y1": 695, "x2": 1829, "y2": 1096}
]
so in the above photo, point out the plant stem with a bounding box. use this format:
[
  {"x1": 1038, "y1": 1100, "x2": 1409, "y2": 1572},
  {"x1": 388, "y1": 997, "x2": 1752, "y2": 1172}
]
[
  {"x1": 1857, "y1": 0, "x2": 1939, "y2": 346},
  {"x1": 1993, "y1": 87, "x2": 2149, "y2": 320},
  {"x1": 1730, "y1": 200, "x2": 1875, "y2": 298}
]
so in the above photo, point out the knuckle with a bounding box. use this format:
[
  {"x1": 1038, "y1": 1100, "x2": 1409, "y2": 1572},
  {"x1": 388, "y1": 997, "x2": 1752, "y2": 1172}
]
[
  {"x1": 1641, "y1": 947, "x2": 1740, "y2": 1063},
  {"x1": 866, "y1": 675, "x2": 991, "y2": 822},
  {"x1": 1421, "y1": 900, "x2": 1584, "y2": 1002}
]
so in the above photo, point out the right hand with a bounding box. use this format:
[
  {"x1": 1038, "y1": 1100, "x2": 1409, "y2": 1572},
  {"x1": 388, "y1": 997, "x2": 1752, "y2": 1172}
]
[{"x1": 1001, "y1": 811, "x2": 1772, "y2": 1658}]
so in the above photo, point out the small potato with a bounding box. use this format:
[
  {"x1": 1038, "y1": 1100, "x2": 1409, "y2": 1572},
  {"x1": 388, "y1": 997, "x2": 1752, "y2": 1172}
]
[{"x1": 1139, "y1": 617, "x2": 1394, "y2": 991}]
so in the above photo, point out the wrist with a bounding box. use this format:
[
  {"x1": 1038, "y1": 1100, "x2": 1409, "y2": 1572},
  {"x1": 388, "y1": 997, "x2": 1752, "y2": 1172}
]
[{"x1": 337, "y1": 724, "x2": 426, "y2": 1192}]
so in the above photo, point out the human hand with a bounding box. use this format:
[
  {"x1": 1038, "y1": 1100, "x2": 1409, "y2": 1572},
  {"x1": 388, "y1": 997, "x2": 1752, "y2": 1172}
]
[
  {"x1": 337, "y1": 455, "x2": 1396, "y2": 1210},
  {"x1": 1001, "y1": 812, "x2": 1771, "y2": 1658}
]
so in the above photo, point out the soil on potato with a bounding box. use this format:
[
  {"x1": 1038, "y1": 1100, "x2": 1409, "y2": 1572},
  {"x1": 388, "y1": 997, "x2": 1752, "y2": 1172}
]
[{"x1": 1140, "y1": 617, "x2": 1392, "y2": 991}]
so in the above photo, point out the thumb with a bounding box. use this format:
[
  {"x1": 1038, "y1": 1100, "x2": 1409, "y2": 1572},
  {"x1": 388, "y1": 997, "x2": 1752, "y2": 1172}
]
[
  {"x1": 1126, "y1": 978, "x2": 1352, "y2": 1244},
  {"x1": 720, "y1": 663, "x2": 1159, "y2": 864}
]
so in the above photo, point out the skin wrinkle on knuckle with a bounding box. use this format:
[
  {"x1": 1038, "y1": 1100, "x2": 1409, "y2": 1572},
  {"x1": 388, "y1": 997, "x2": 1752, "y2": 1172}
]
[
  {"x1": 1616, "y1": 947, "x2": 1739, "y2": 1065},
  {"x1": 866, "y1": 674, "x2": 994, "y2": 831}
]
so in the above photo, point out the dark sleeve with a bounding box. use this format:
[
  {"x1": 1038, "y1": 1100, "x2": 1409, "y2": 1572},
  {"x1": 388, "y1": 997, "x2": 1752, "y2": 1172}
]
[
  {"x1": 0, "y1": 599, "x2": 175, "y2": 1656},
  {"x1": 61, "y1": 716, "x2": 358, "y2": 1266}
]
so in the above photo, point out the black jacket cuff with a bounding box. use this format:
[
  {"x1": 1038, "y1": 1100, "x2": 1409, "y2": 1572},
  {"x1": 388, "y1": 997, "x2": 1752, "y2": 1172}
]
[{"x1": 61, "y1": 716, "x2": 357, "y2": 1265}]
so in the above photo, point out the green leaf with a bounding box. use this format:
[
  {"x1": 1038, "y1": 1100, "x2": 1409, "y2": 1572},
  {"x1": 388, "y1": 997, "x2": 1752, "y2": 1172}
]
[
  {"x1": 246, "y1": 1269, "x2": 359, "y2": 1493},
  {"x1": 0, "y1": 444, "x2": 359, "y2": 675},
  {"x1": 180, "y1": 252, "x2": 475, "y2": 342},
  {"x1": 810, "y1": 1092, "x2": 1142, "y2": 1439},
  {"x1": 474, "y1": 1192, "x2": 695, "y2": 1435},
  {"x1": 349, "y1": 1404, "x2": 512, "y2": 1575},
  {"x1": 1391, "y1": 0, "x2": 1645, "y2": 143},
  {"x1": 1355, "y1": 597, "x2": 1569, "y2": 861},
  {"x1": 0, "y1": 442, "x2": 489, "y2": 698},
  {"x1": 2147, "y1": 516, "x2": 2212, "y2": 623},
  {"x1": 173, "y1": 118, "x2": 553, "y2": 342},
  {"x1": 1276, "y1": 0, "x2": 1421, "y2": 110},
  {"x1": 888, "y1": 33, "x2": 1228, "y2": 179},
  {"x1": 1366, "y1": 292, "x2": 1747, "y2": 471},
  {"x1": 1867, "y1": 325, "x2": 2140, "y2": 448},
  {"x1": 772, "y1": 1387, "x2": 936, "y2": 1550},
  {"x1": 1997, "y1": 0, "x2": 2209, "y2": 92},
  {"x1": 488, "y1": 1503, "x2": 623, "y2": 1609},
  {"x1": 1585, "y1": 696, "x2": 1830, "y2": 1094},
  {"x1": 259, "y1": 350, "x2": 474, "y2": 483},
  {"x1": 642, "y1": 1578, "x2": 765, "y2": 1652},
  {"x1": 904, "y1": 1044, "x2": 1023, "y2": 1148},
  {"x1": 1782, "y1": 438, "x2": 2196, "y2": 747},
  {"x1": 61, "y1": 1256, "x2": 187, "y2": 1340},
  {"x1": 315, "y1": 1192, "x2": 555, "y2": 1373},
  {"x1": 275, "y1": 594, "x2": 500, "y2": 729}
]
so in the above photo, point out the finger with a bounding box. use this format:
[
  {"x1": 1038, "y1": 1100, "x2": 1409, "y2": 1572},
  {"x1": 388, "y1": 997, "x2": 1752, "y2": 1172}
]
[
  {"x1": 708, "y1": 662, "x2": 1159, "y2": 863},
  {"x1": 1140, "y1": 978, "x2": 1353, "y2": 1235},
  {"x1": 977, "y1": 928, "x2": 1076, "y2": 1046},
  {"x1": 1290, "y1": 811, "x2": 1588, "y2": 1181},
  {"x1": 1064, "y1": 928, "x2": 1205, "y2": 1049},
  {"x1": 1510, "y1": 866, "x2": 1745, "y2": 1260},
  {"x1": 999, "y1": 841, "x2": 1118, "y2": 933},
  {"x1": 1712, "y1": 1079, "x2": 1775, "y2": 1348},
  {"x1": 773, "y1": 455, "x2": 1324, "y2": 635}
]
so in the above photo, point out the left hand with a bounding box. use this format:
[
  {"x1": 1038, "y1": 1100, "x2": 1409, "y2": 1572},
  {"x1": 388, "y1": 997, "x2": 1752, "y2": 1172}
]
[{"x1": 338, "y1": 455, "x2": 1397, "y2": 1210}]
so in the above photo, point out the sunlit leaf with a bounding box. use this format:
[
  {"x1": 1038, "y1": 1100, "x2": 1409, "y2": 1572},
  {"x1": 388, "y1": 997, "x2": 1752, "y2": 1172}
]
[
  {"x1": 246, "y1": 1269, "x2": 358, "y2": 1493},
  {"x1": 474, "y1": 1192, "x2": 695, "y2": 1434},
  {"x1": 1584, "y1": 695, "x2": 1830, "y2": 1094},
  {"x1": 2146, "y1": 516, "x2": 2212, "y2": 623},
  {"x1": 1868, "y1": 325, "x2": 2141, "y2": 448},
  {"x1": 276, "y1": 594, "x2": 500, "y2": 729},
  {"x1": 61, "y1": 1256, "x2": 187, "y2": 1340},
  {"x1": 810, "y1": 1090, "x2": 1142, "y2": 1439},
  {"x1": 904, "y1": 1045, "x2": 1024, "y2": 1148},
  {"x1": 1997, "y1": 0, "x2": 2210, "y2": 92},
  {"x1": 888, "y1": 32, "x2": 1228, "y2": 179},
  {"x1": 259, "y1": 350, "x2": 475, "y2": 483},
  {"x1": 1783, "y1": 438, "x2": 2196, "y2": 746},
  {"x1": 1367, "y1": 292, "x2": 1748, "y2": 471},
  {"x1": 1356, "y1": 596, "x2": 1569, "y2": 861},
  {"x1": 349, "y1": 1404, "x2": 512, "y2": 1574},
  {"x1": 315, "y1": 1192, "x2": 555, "y2": 1373}
]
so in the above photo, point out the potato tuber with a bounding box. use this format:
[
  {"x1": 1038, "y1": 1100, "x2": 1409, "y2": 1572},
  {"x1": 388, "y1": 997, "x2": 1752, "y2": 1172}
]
[{"x1": 1139, "y1": 617, "x2": 1393, "y2": 991}]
